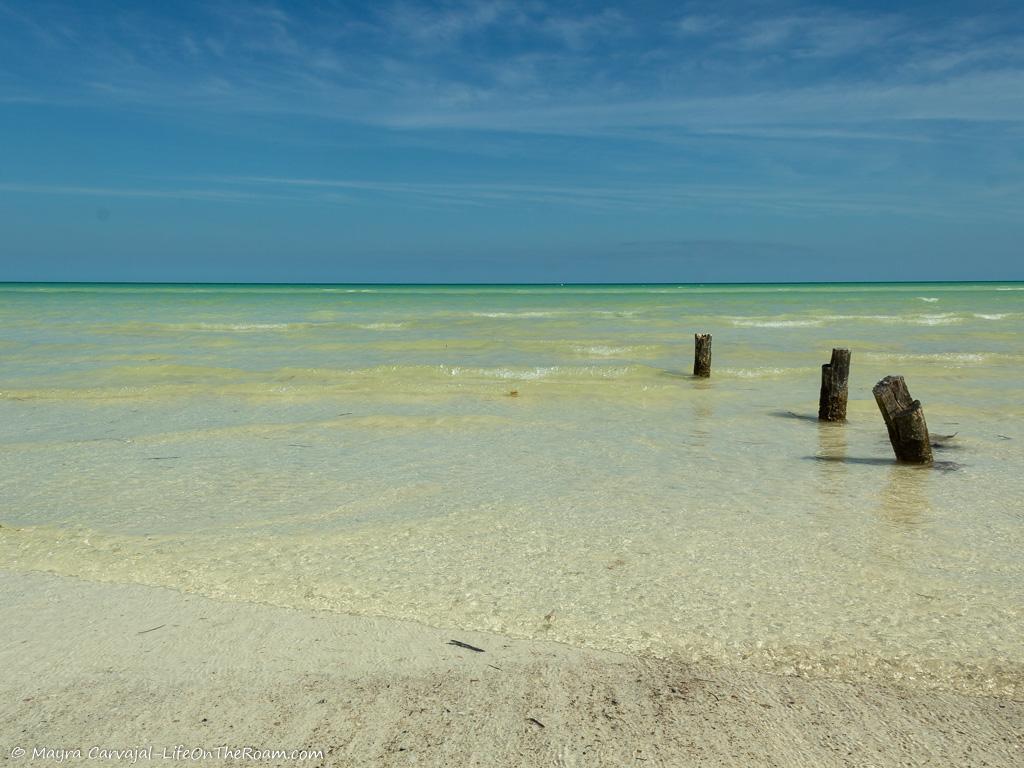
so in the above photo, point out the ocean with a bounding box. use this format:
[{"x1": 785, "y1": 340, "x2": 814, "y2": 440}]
[{"x1": 0, "y1": 282, "x2": 1021, "y2": 696}]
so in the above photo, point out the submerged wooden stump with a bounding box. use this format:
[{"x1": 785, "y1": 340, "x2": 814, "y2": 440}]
[
  {"x1": 818, "y1": 348, "x2": 851, "y2": 422},
  {"x1": 693, "y1": 333, "x2": 712, "y2": 377},
  {"x1": 872, "y1": 375, "x2": 933, "y2": 464}
]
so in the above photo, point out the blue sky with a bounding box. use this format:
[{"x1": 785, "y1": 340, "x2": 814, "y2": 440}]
[{"x1": 0, "y1": 0, "x2": 1022, "y2": 282}]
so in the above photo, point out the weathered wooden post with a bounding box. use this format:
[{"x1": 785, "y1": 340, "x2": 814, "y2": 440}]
[
  {"x1": 818, "y1": 348, "x2": 851, "y2": 421},
  {"x1": 872, "y1": 375, "x2": 933, "y2": 464},
  {"x1": 693, "y1": 333, "x2": 712, "y2": 377}
]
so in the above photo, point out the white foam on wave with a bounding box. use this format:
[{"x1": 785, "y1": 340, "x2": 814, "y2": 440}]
[
  {"x1": 914, "y1": 313, "x2": 963, "y2": 326},
  {"x1": 974, "y1": 313, "x2": 1009, "y2": 320},
  {"x1": 916, "y1": 297, "x2": 939, "y2": 302},
  {"x1": 443, "y1": 365, "x2": 639, "y2": 381},
  {"x1": 866, "y1": 352, "x2": 987, "y2": 365},
  {"x1": 720, "y1": 367, "x2": 789, "y2": 378},
  {"x1": 572, "y1": 345, "x2": 632, "y2": 356},
  {"x1": 818, "y1": 313, "x2": 966, "y2": 326},
  {"x1": 447, "y1": 366, "x2": 551, "y2": 380},
  {"x1": 471, "y1": 311, "x2": 561, "y2": 318},
  {"x1": 191, "y1": 322, "x2": 295, "y2": 332},
  {"x1": 820, "y1": 314, "x2": 898, "y2": 322},
  {"x1": 354, "y1": 322, "x2": 406, "y2": 330},
  {"x1": 730, "y1": 318, "x2": 823, "y2": 328}
]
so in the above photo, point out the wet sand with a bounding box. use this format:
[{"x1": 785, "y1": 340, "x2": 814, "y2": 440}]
[{"x1": 1, "y1": 571, "x2": 1020, "y2": 767}]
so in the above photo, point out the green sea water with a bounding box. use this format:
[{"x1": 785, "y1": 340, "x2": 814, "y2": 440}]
[{"x1": 1, "y1": 282, "x2": 1021, "y2": 695}]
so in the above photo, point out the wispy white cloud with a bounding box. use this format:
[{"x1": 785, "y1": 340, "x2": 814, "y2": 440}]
[
  {"x1": 380, "y1": 0, "x2": 512, "y2": 46},
  {"x1": 675, "y1": 14, "x2": 724, "y2": 37},
  {"x1": 0, "y1": 0, "x2": 75, "y2": 47},
  {"x1": 0, "y1": 182, "x2": 268, "y2": 203},
  {"x1": 377, "y1": 69, "x2": 1024, "y2": 134},
  {"x1": 188, "y1": 174, "x2": 1023, "y2": 219},
  {"x1": 616, "y1": 238, "x2": 815, "y2": 262},
  {"x1": 730, "y1": 12, "x2": 900, "y2": 58},
  {"x1": 2, "y1": 1, "x2": 1023, "y2": 229},
  {"x1": 5, "y1": 0, "x2": 1021, "y2": 144},
  {"x1": 540, "y1": 8, "x2": 630, "y2": 50},
  {"x1": 2, "y1": 165, "x2": 1020, "y2": 220}
]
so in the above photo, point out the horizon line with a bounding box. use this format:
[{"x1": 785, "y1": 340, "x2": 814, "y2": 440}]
[{"x1": 1, "y1": 279, "x2": 1022, "y2": 288}]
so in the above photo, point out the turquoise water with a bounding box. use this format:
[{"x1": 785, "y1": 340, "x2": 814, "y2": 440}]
[{"x1": 1, "y1": 282, "x2": 1021, "y2": 695}]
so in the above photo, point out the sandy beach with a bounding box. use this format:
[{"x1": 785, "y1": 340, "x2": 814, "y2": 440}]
[{"x1": 1, "y1": 570, "x2": 1019, "y2": 767}]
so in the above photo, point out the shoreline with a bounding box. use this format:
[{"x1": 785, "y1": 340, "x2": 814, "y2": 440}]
[{"x1": 2, "y1": 570, "x2": 1020, "y2": 767}]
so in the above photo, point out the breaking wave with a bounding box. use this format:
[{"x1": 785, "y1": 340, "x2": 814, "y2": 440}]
[{"x1": 729, "y1": 318, "x2": 823, "y2": 328}]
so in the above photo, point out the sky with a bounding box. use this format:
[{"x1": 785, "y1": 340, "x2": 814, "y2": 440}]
[{"x1": 0, "y1": 0, "x2": 1022, "y2": 283}]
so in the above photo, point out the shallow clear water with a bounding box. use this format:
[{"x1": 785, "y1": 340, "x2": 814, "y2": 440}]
[{"x1": 1, "y1": 282, "x2": 1021, "y2": 695}]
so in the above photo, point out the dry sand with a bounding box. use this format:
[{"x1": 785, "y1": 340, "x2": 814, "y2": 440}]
[{"x1": 1, "y1": 570, "x2": 1020, "y2": 767}]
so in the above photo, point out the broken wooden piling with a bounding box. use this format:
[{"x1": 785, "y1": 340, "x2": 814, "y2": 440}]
[
  {"x1": 818, "y1": 348, "x2": 851, "y2": 422},
  {"x1": 693, "y1": 333, "x2": 712, "y2": 377},
  {"x1": 872, "y1": 375, "x2": 933, "y2": 464}
]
